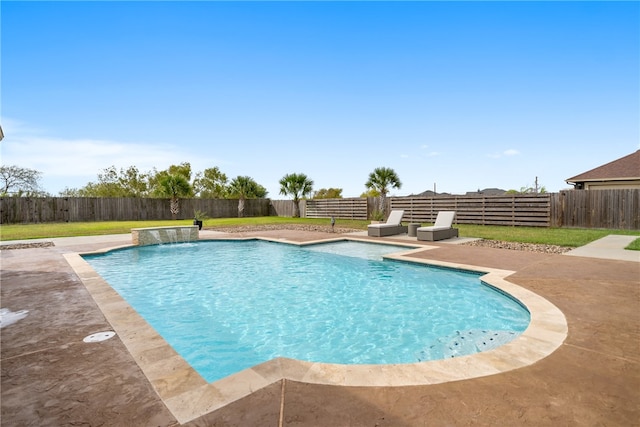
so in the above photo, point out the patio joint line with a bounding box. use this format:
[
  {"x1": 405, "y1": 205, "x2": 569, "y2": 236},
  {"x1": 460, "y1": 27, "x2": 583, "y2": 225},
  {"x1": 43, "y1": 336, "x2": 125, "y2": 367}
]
[
  {"x1": 0, "y1": 340, "x2": 86, "y2": 362},
  {"x1": 564, "y1": 343, "x2": 640, "y2": 363},
  {"x1": 279, "y1": 378, "x2": 286, "y2": 427}
]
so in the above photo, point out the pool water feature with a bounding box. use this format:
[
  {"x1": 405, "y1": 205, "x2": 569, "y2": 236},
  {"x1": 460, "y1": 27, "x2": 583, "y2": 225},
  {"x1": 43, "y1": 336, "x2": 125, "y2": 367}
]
[
  {"x1": 84, "y1": 240, "x2": 530, "y2": 383},
  {"x1": 131, "y1": 225, "x2": 198, "y2": 246}
]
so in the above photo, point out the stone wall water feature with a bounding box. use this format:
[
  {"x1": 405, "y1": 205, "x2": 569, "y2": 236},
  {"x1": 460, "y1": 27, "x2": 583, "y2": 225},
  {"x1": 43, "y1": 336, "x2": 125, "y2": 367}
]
[{"x1": 131, "y1": 226, "x2": 199, "y2": 246}]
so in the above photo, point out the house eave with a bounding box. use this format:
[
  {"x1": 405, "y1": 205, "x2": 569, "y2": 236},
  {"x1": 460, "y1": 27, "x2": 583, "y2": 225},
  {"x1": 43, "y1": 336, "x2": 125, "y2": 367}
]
[{"x1": 566, "y1": 177, "x2": 640, "y2": 185}]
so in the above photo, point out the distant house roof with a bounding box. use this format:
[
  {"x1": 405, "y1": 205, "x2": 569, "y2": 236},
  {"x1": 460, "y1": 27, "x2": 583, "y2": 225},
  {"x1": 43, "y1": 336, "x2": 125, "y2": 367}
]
[
  {"x1": 412, "y1": 190, "x2": 449, "y2": 197},
  {"x1": 465, "y1": 188, "x2": 506, "y2": 196},
  {"x1": 566, "y1": 150, "x2": 640, "y2": 184}
]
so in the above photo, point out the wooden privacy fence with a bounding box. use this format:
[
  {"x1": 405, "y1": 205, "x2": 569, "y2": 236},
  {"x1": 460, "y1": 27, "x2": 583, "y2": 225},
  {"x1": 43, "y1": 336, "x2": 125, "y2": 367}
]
[
  {"x1": 2, "y1": 190, "x2": 638, "y2": 229},
  {"x1": 390, "y1": 194, "x2": 551, "y2": 227},
  {"x1": 306, "y1": 190, "x2": 639, "y2": 230},
  {"x1": 550, "y1": 189, "x2": 639, "y2": 229},
  {"x1": 0, "y1": 197, "x2": 271, "y2": 223},
  {"x1": 304, "y1": 197, "x2": 368, "y2": 220},
  {"x1": 269, "y1": 199, "x2": 305, "y2": 218},
  {"x1": 306, "y1": 194, "x2": 553, "y2": 227}
]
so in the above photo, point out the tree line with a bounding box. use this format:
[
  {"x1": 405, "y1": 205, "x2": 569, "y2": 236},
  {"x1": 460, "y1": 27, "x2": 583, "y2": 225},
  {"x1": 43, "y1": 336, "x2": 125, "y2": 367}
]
[
  {"x1": 2, "y1": 163, "x2": 547, "y2": 219},
  {"x1": 1, "y1": 163, "x2": 403, "y2": 218}
]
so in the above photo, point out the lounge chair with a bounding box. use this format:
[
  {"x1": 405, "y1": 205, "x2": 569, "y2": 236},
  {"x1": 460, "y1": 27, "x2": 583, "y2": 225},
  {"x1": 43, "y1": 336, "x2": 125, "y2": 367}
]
[
  {"x1": 416, "y1": 211, "x2": 458, "y2": 241},
  {"x1": 367, "y1": 210, "x2": 408, "y2": 237}
]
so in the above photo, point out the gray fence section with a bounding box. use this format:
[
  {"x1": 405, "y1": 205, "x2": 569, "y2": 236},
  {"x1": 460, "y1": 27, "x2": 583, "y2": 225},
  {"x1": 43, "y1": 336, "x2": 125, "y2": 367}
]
[
  {"x1": 1, "y1": 190, "x2": 638, "y2": 229},
  {"x1": 550, "y1": 189, "x2": 639, "y2": 229},
  {"x1": 0, "y1": 197, "x2": 270, "y2": 223},
  {"x1": 269, "y1": 199, "x2": 305, "y2": 217}
]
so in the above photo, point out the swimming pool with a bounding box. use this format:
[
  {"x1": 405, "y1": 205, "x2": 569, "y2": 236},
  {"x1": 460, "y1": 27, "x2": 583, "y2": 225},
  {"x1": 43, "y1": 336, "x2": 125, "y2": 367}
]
[{"x1": 84, "y1": 240, "x2": 530, "y2": 383}]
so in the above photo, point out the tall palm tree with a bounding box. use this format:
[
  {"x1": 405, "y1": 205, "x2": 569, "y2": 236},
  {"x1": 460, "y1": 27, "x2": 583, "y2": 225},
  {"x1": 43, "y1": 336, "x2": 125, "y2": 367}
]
[
  {"x1": 158, "y1": 174, "x2": 193, "y2": 219},
  {"x1": 279, "y1": 173, "x2": 314, "y2": 218},
  {"x1": 228, "y1": 176, "x2": 268, "y2": 217},
  {"x1": 365, "y1": 167, "x2": 402, "y2": 217}
]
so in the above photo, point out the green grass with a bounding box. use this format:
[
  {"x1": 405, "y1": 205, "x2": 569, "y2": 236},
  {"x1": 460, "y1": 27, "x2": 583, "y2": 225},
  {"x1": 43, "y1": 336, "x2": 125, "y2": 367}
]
[
  {"x1": 1, "y1": 217, "x2": 639, "y2": 248},
  {"x1": 0, "y1": 217, "x2": 369, "y2": 241},
  {"x1": 455, "y1": 224, "x2": 640, "y2": 248},
  {"x1": 0, "y1": 220, "x2": 194, "y2": 240},
  {"x1": 626, "y1": 238, "x2": 640, "y2": 251}
]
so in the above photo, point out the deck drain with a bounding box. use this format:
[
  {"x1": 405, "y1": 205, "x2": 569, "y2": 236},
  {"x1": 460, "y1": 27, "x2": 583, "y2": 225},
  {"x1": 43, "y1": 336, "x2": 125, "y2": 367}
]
[{"x1": 83, "y1": 331, "x2": 116, "y2": 343}]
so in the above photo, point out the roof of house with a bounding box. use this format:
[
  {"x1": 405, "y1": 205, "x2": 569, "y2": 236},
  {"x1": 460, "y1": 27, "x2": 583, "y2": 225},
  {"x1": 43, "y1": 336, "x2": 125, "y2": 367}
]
[
  {"x1": 566, "y1": 150, "x2": 640, "y2": 183},
  {"x1": 465, "y1": 188, "x2": 506, "y2": 196},
  {"x1": 412, "y1": 190, "x2": 451, "y2": 197},
  {"x1": 412, "y1": 188, "x2": 506, "y2": 197}
]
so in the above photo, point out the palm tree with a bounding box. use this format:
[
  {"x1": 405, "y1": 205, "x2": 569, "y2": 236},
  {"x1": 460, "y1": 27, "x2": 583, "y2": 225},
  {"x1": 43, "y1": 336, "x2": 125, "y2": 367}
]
[
  {"x1": 158, "y1": 174, "x2": 193, "y2": 219},
  {"x1": 279, "y1": 173, "x2": 314, "y2": 218},
  {"x1": 228, "y1": 176, "x2": 268, "y2": 217},
  {"x1": 365, "y1": 167, "x2": 402, "y2": 217}
]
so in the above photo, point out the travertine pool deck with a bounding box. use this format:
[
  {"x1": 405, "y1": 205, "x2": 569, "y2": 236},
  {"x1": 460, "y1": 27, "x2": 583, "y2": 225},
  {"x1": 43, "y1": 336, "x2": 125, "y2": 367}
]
[{"x1": 1, "y1": 229, "x2": 639, "y2": 426}]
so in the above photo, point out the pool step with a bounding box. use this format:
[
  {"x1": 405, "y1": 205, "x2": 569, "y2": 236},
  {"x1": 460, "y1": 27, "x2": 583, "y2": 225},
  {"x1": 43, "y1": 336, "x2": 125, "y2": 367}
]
[{"x1": 417, "y1": 329, "x2": 518, "y2": 361}]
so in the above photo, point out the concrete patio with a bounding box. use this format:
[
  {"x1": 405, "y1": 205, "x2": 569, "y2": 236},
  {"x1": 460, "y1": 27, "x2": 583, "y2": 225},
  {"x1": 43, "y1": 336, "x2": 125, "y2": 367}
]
[{"x1": 1, "y1": 229, "x2": 638, "y2": 426}]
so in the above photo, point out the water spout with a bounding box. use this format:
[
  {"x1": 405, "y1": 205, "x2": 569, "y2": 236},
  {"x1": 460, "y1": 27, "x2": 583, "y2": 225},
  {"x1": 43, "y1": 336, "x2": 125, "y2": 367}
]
[
  {"x1": 166, "y1": 229, "x2": 178, "y2": 244},
  {"x1": 149, "y1": 230, "x2": 162, "y2": 244},
  {"x1": 180, "y1": 228, "x2": 192, "y2": 242}
]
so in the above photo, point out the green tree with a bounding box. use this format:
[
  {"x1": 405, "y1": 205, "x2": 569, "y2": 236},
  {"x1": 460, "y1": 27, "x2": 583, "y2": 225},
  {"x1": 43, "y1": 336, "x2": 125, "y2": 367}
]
[
  {"x1": 227, "y1": 176, "x2": 268, "y2": 217},
  {"x1": 168, "y1": 162, "x2": 192, "y2": 181},
  {"x1": 364, "y1": 167, "x2": 402, "y2": 216},
  {"x1": 97, "y1": 165, "x2": 149, "y2": 197},
  {"x1": 279, "y1": 173, "x2": 314, "y2": 217},
  {"x1": 507, "y1": 177, "x2": 547, "y2": 194},
  {"x1": 149, "y1": 162, "x2": 192, "y2": 196},
  {"x1": 60, "y1": 182, "x2": 104, "y2": 197},
  {"x1": 115, "y1": 165, "x2": 149, "y2": 196},
  {"x1": 157, "y1": 174, "x2": 193, "y2": 219},
  {"x1": 0, "y1": 165, "x2": 44, "y2": 196},
  {"x1": 193, "y1": 167, "x2": 228, "y2": 198},
  {"x1": 360, "y1": 188, "x2": 380, "y2": 198},
  {"x1": 61, "y1": 165, "x2": 150, "y2": 197},
  {"x1": 313, "y1": 188, "x2": 343, "y2": 199},
  {"x1": 59, "y1": 186, "x2": 81, "y2": 197}
]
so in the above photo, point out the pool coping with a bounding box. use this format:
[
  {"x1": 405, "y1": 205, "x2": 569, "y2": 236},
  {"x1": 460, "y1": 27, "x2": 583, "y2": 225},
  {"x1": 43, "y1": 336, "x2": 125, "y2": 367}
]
[{"x1": 63, "y1": 237, "x2": 568, "y2": 424}]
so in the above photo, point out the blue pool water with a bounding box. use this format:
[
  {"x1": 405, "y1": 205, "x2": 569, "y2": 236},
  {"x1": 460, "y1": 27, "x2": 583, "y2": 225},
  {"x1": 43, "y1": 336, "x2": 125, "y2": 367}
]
[{"x1": 84, "y1": 240, "x2": 530, "y2": 383}]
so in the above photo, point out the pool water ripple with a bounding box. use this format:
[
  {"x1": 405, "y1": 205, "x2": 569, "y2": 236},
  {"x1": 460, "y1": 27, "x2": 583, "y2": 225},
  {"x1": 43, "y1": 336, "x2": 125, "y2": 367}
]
[{"x1": 84, "y1": 240, "x2": 530, "y2": 383}]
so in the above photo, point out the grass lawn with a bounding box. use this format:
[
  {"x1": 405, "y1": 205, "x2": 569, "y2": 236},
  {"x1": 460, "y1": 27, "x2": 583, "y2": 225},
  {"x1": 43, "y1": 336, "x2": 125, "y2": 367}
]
[
  {"x1": 0, "y1": 217, "x2": 368, "y2": 240},
  {"x1": 1, "y1": 217, "x2": 639, "y2": 249},
  {"x1": 626, "y1": 238, "x2": 640, "y2": 251}
]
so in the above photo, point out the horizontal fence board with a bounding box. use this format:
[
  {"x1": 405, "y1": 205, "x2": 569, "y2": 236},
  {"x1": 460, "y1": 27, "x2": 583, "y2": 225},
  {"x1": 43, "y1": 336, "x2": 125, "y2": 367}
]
[
  {"x1": 304, "y1": 198, "x2": 368, "y2": 220},
  {"x1": 390, "y1": 194, "x2": 552, "y2": 227}
]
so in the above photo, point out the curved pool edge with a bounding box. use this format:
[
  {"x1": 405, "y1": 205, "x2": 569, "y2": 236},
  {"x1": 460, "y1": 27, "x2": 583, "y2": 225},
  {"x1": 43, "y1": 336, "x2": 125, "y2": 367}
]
[{"x1": 64, "y1": 239, "x2": 568, "y2": 424}]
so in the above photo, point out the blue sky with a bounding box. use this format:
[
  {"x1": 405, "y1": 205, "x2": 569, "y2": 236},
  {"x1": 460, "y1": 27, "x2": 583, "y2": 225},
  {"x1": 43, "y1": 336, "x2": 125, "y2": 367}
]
[{"x1": 2, "y1": 1, "x2": 638, "y2": 198}]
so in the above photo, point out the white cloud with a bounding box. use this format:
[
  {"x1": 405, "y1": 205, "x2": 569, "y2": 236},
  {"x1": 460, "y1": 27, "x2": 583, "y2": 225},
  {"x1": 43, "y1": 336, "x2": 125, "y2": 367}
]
[
  {"x1": 0, "y1": 117, "x2": 216, "y2": 193},
  {"x1": 487, "y1": 148, "x2": 520, "y2": 159},
  {"x1": 3, "y1": 136, "x2": 179, "y2": 177},
  {"x1": 1, "y1": 117, "x2": 41, "y2": 135}
]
